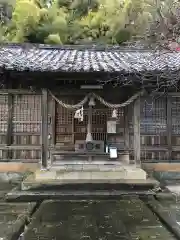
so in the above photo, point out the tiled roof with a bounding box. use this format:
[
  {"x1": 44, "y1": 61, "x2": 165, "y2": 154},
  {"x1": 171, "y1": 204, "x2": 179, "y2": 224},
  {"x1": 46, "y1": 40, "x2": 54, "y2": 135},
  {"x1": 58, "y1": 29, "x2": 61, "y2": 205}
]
[{"x1": 0, "y1": 44, "x2": 180, "y2": 73}]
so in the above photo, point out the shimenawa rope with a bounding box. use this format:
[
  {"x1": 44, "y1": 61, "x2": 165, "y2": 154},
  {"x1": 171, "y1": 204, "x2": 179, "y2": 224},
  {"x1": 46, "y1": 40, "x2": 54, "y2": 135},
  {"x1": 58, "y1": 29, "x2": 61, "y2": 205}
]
[{"x1": 49, "y1": 90, "x2": 144, "y2": 109}]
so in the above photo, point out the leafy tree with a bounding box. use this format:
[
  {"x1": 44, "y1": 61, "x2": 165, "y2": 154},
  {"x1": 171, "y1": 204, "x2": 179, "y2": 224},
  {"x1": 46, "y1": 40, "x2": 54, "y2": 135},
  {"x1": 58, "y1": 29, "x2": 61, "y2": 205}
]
[
  {"x1": 27, "y1": 1, "x2": 69, "y2": 43},
  {"x1": 0, "y1": 0, "x2": 179, "y2": 46}
]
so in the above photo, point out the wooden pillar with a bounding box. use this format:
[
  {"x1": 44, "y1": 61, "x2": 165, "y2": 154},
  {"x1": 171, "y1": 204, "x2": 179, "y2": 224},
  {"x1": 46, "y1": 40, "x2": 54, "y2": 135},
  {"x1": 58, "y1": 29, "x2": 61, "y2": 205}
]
[
  {"x1": 124, "y1": 106, "x2": 129, "y2": 150},
  {"x1": 49, "y1": 97, "x2": 56, "y2": 147},
  {"x1": 167, "y1": 96, "x2": 172, "y2": 160},
  {"x1": 86, "y1": 96, "x2": 94, "y2": 142},
  {"x1": 133, "y1": 97, "x2": 141, "y2": 166},
  {"x1": 41, "y1": 89, "x2": 48, "y2": 168},
  {"x1": 124, "y1": 106, "x2": 130, "y2": 164},
  {"x1": 6, "y1": 94, "x2": 13, "y2": 160}
]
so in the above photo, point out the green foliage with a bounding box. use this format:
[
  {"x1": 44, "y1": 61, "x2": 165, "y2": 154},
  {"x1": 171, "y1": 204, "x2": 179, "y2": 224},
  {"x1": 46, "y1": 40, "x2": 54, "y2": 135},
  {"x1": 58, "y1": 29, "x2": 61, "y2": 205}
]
[
  {"x1": 0, "y1": 0, "x2": 179, "y2": 45},
  {"x1": 45, "y1": 33, "x2": 62, "y2": 44},
  {"x1": 6, "y1": 0, "x2": 41, "y2": 42},
  {"x1": 70, "y1": 0, "x2": 99, "y2": 17},
  {"x1": 56, "y1": 0, "x2": 72, "y2": 8}
]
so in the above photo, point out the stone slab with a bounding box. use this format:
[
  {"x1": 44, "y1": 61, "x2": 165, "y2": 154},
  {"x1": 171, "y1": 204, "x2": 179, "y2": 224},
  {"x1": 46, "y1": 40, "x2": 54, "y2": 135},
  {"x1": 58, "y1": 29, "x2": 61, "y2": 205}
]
[
  {"x1": 51, "y1": 164, "x2": 131, "y2": 172},
  {"x1": 35, "y1": 166, "x2": 147, "y2": 181},
  {"x1": 166, "y1": 185, "x2": 180, "y2": 195},
  {"x1": 35, "y1": 169, "x2": 57, "y2": 180},
  {"x1": 124, "y1": 167, "x2": 147, "y2": 180},
  {"x1": 52, "y1": 160, "x2": 123, "y2": 165},
  {"x1": 21, "y1": 176, "x2": 159, "y2": 191},
  {"x1": 6, "y1": 189, "x2": 156, "y2": 202}
]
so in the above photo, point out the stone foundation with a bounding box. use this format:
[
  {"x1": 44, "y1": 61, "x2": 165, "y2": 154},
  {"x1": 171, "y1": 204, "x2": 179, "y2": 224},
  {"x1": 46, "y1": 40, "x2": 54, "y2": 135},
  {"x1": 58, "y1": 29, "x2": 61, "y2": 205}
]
[{"x1": 20, "y1": 164, "x2": 161, "y2": 191}]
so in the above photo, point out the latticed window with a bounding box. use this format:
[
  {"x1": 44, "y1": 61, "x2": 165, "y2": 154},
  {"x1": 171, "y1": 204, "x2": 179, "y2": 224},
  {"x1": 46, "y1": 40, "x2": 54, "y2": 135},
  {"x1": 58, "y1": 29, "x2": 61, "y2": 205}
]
[{"x1": 140, "y1": 96, "x2": 167, "y2": 161}]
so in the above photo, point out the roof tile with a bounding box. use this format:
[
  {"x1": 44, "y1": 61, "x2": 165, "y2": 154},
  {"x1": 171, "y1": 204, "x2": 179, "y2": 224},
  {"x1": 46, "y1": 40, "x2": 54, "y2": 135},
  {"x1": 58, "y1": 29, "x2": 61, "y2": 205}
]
[{"x1": 0, "y1": 45, "x2": 179, "y2": 73}]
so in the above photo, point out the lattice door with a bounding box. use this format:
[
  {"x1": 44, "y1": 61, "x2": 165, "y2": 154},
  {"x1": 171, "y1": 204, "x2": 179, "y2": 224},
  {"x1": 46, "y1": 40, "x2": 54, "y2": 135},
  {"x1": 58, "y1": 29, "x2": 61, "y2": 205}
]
[
  {"x1": 12, "y1": 94, "x2": 41, "y2": 161},
  {"x1": 55, "y1": 96, "x2": 74, "y2": 150},
  {"x1": 55, "y1": 95, "x2": 125, "y2": 150},
  {"x1": 140, "y1": 96, "x2": 167, "y2": 161}
]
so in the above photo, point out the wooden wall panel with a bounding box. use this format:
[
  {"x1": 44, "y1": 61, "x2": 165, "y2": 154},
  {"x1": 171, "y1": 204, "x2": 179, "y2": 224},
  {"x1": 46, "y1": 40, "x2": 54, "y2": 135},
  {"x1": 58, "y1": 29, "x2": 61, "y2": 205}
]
[
  {"x1": 0, "y1": 95, "x2": 8, "y2": 144},
  {"x1": 0, "y1": 94, "x2": 42, "y2": 162}
]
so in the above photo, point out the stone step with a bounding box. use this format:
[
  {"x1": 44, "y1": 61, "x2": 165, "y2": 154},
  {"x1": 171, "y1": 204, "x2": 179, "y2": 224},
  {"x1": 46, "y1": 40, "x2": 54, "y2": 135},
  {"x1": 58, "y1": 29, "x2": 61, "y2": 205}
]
[
  {"x1": 51, "y1": 160, "x2": 122, "y2": 165},
  {"x1": 35, "y1": 166, "x2": 147, "y2": 181},
  {"x1": 51, "y1": 164, "x2": 130, "y2": 171},
  {"x1": 21, "y1": 168, "x2": 160, "y2": 191}
]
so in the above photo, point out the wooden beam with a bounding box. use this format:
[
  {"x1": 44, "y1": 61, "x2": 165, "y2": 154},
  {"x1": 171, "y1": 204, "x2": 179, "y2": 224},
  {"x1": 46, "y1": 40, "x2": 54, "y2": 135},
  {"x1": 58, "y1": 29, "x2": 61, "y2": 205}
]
[
  {"x1": 167, "y1": 97, "x2": 172, "y2": 160},
  {"x1": 0, "y1": 89, "x2": 40, "y2": 95},
  {"x1": 133, "y1": 97, "x2": 141, "y2": 165},
  {"x1": 152, "y1": 92, "x2": 180, "y2": 97},
  {"x1": 0, "y1": 145, "x2": 41, "y2": 150},
  {"x1": 6, "y1": 94, "x2": 13, "y2": 160},
  {"x1": 41, "y1": 89, "x2": 48, "y2": 168}
]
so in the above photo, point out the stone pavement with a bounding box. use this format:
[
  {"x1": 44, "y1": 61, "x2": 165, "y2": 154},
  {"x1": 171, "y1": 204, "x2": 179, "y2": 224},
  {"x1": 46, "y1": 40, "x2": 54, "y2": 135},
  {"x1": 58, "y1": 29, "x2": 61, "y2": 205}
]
[{"x1": 23, "y1": 198, "x2": 176, "y2": 240}]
